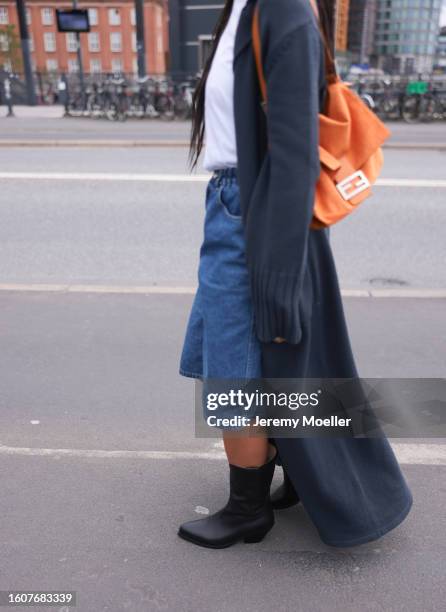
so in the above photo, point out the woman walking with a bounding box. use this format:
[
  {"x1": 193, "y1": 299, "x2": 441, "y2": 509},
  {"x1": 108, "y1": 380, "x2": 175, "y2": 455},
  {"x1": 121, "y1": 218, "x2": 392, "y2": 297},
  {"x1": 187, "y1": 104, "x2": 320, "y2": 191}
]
[{"x1": 178, "y1": 0, "x2": 413, "y2": 548}]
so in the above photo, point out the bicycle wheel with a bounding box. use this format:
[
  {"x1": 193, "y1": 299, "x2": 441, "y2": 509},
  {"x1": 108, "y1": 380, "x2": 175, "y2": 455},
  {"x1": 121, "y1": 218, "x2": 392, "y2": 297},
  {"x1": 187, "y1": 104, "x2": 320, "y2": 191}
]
[
  {"x1": 174, "y1": 95, "x2": 191, "y2": 120},
  {"x1": 378, "y1": 96, "x2": 401, "y2": 121},
  {"x1": 418, "y1": 94, "x2": 436, "y2": 122},
  {"x1": 105, "y1": 99, "x2": 119, "y2": 121},
  {"x1": 402, "y1": 95, "x2": 419, "y2": 124}
]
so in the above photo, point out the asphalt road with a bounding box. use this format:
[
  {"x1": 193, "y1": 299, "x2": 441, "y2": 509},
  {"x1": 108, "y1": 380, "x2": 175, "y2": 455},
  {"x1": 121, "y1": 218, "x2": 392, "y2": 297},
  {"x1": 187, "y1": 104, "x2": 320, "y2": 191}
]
[
  {"x1": 0, "y1": 291, "x2": 445, "y2": 612},
  {"x1": 0, "y1": 119, "x2": 445, "y2": 612},
  {"x1": 0, "y1": 146, "x2": 445, "y2": 289}
]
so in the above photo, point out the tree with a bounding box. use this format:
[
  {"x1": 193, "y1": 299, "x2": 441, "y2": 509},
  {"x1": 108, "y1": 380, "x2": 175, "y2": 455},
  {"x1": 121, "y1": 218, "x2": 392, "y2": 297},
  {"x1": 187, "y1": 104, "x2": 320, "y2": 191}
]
[{"x1": 0, "y1": 24, "x2": 23, "y2": 72}]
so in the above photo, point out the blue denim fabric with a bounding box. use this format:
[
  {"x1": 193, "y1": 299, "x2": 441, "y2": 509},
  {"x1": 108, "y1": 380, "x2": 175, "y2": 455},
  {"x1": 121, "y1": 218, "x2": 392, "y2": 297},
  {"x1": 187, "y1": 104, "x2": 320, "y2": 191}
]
[{"x1": 179, "y1": 167, "x2": 262, "y2": 383}]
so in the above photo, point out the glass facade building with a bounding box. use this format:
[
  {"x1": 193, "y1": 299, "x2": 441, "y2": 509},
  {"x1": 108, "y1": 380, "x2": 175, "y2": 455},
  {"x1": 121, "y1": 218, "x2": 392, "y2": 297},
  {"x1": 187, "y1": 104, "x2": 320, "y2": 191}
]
[
  {"x1": 372, "y1": 0, "x2": 442, "y2": 74},
  {"x1": 348, "y1": 0, "x2": 378, "y2": 64}
]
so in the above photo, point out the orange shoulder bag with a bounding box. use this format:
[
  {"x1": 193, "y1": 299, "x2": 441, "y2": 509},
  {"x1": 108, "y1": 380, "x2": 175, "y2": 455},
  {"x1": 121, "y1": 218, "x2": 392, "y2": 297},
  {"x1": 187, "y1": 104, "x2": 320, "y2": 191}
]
[{"x1": 251, "y1": 0, "x2": 391, "y2": 229}]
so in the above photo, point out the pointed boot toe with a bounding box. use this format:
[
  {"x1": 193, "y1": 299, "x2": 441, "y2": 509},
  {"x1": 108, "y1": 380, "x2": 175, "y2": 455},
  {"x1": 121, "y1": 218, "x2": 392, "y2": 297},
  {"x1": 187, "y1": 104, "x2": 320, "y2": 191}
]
[{"x1": 178, "y1": 453, "x2": 276, "y2": 549}]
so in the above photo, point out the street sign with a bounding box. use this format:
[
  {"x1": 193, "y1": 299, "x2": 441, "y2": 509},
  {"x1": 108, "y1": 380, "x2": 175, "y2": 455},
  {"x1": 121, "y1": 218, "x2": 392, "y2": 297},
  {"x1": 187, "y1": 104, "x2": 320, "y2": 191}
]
[
  {"x1": 56, "y1": 9, "x2": 90, "y2": 33},
  {"x1": 406, "y1": 81, "x2": 428, "y2": 95}
]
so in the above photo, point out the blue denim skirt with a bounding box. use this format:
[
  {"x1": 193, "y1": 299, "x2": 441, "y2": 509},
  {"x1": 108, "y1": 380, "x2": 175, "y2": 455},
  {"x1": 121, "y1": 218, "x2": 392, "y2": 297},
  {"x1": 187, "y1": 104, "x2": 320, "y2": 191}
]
[{"x1": 179, "y1": 167, "x2": 262, "y2": 381}]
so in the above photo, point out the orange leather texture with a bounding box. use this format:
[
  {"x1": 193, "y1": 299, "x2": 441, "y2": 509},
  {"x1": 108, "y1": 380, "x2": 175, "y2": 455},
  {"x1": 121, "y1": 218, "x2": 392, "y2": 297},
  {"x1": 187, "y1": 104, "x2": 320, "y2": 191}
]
[{"x1": 251, "y1": 3, "x2": 391, "y2": 229}]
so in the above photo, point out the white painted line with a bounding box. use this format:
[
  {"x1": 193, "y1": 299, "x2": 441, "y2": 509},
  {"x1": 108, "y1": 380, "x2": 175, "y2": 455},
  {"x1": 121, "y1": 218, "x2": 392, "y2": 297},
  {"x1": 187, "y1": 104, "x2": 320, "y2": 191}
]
[
  {"x1": 1, "y1": 172, "x2": 446, "y2": 188},
  {"x1": 368, "y1": 289, "x2": 446, "y2": 298},
  {"x1": 0, "y1": 140, "x2": 190, "y2": 148},
  {"x1": 0, "y1": 171, "x2": 210, "y2": 182},
  {"x1": 0, "y1": 140, "x2": 445, "y2": 150},
  {"x1": 67, "y1": 284, "x2": 197, "y2": 295},
  {"x1": 377, "y1": 178, "x2": 446, "y2": 188},
  {"x1": 0, "y1": 443, "x2": 444, "y2": 465},
  {"x1": 383, "y1": 142, "x2": 446, "y2": 150},
  {"x1": 392, "y1": 443, "x2": 446, "y2": 466},
  {"x1": 0, "y1": 445, "x2": 226, "y2": 461},
  {"x1": 0, "y1": 283, "x2": 197, "y2": 294},
  {"x1": 0, "y1": 283, "x2": 445, "y2": 299},
  {"x1": 340, "y1": 289, "x2": 370, "y2": 297}
]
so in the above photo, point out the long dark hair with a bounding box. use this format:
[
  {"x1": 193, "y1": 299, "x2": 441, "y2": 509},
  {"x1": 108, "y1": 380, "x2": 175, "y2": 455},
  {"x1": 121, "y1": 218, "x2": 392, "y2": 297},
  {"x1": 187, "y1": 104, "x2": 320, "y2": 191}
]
[{"x1": 188, "y1": 0, "x2": 336, "y2": 171}]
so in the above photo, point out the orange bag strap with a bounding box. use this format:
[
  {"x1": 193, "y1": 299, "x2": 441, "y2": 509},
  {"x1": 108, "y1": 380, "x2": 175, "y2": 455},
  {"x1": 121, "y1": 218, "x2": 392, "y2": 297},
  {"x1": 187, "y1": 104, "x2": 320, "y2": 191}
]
[
  {"x1": 251, "y1": 0, "x2": 337, "y2": 107},
  {"x1": 251, "y1": 6, "x2": 267, "y2": 106}
]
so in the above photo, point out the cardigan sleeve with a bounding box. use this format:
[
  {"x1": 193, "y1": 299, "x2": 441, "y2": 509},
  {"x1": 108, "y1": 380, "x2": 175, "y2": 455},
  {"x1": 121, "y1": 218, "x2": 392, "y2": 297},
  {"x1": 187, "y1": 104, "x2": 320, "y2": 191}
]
[{"x1": 244, "y1": 20, "x2": 322, "y2": 345}]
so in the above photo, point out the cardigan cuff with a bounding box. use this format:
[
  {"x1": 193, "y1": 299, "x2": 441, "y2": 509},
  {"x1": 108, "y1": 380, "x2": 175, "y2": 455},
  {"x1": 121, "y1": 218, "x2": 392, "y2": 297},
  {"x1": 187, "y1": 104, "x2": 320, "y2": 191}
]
[{"x1": 250, "y1": 266, "x2": 304, "y2": 345}]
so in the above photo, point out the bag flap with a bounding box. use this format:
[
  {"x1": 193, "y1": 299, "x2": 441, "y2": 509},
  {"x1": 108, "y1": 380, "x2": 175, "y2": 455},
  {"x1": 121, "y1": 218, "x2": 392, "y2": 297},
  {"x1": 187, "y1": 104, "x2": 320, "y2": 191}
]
[
  {"x1": 319, "y1": 146, "x2": 341, "y2": 171},
  {"x1": 319, "y1": 82, "x2": 391, "y2": 169}
]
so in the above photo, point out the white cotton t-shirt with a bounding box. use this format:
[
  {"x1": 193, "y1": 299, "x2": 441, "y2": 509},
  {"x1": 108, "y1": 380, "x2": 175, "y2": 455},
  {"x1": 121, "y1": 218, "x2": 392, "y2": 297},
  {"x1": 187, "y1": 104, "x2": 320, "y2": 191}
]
[{"x1": 202, "y1": 0, "x2": 249, "y2": 172}]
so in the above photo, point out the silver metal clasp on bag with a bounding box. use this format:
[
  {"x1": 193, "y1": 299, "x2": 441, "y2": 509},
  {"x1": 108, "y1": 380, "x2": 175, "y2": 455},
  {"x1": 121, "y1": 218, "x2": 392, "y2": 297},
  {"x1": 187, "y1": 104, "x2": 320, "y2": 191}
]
[{"x1": 336, "y1": 170, "x2": 371, "y2": 201}]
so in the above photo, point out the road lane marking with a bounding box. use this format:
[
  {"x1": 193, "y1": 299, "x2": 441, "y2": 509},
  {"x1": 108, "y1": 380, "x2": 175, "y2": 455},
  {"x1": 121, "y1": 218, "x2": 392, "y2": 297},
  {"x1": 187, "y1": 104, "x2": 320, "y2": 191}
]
[
  {"x1": 0, "y1": 445, "x2": 226, "y2": 461},
  {"x1": 1, "y1": 172, "x2": 446, "y2": 188},
  {"x1": 377, "y1": 178, "x2": 446, "y2": 188},
  {"x1": 0, "y1": 283, "x2": 196, "y2": 294},
  {"x1": 0, "y1": 283, "x2": 445, "y2": 298},
  {"x1": 0, "y1": 139, "x2": 191, "y2": 147},
  {"x1": 393, "y1": 443, "x2": 446, "y2": 465},
  {"x1": 0, "y1": 443, "x2": 444, "y2": 465},
  {"x1": 0, "y1": 139, "x2": 446, "y2": 150},
  {"x1": 0, "y1": 284, "x2": 199, "y2": 294},
  {"x1": 0, "y1": 172, "x2": 209, "y2": 182}
]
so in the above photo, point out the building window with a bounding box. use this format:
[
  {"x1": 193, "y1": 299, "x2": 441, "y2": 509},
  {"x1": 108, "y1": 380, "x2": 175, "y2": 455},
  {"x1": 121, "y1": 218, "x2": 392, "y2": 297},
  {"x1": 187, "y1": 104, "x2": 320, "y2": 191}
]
[
  {"x1": 44, "y1": 32, "x2": 56, "y2": 52},
  {"x1": 90, "y1": 58, "x2": 102, "y2": 73},
  {"x1": 26, "y1": 8, "x2": 31, "y2": 25},
  {"x1": 66, "y1": 32, "x2": 77, "y2": 53},
  {"x1": 29, "y1": 35, "x2": 34, "y2": 52},
  {"x1": 110, "y1": 32, "x2": 122, "y2": 52},
  {"x1": 156, "y1": 9, "x2": 162, "y2": 29},
  {"x1": 111, "y1": 58, "x2": 123, "y2": 73},
  {"x1": 46, "y1": 58, "x2": 58, "y2": 72},
  {"x1": 130, "y1": 8, "x2": 136, "y2": 26},
  {"x1": 68, "y1": 59, "x2": 79, "y2": 73},
  {"x1": 157, "y1": 34, "x2": 162, "y2": 53},
  {"x1": 131, "y1": 31, "x2": 137, "y2": 52},
  {"x1": 108, "y1": 8, "x2": 120, "y2": 26},
  {"x1": 198, "y1": 35, "x2": 213, "y2": 70},
  {"x1": 41, "y1": 8, "x2": 53, "y2": 26},
  {"x1": 132, "y1": 57, "x2": 137, "y2": 74},
  {"x1": 88, "y1": 8, "x2": 98, "y2": 26},
  {"x1": 0, "y1": 7, "x2": 8, "y2": 24},
  {"x1": 88, "y1": 32, "x2": 100, "y2": 52}
]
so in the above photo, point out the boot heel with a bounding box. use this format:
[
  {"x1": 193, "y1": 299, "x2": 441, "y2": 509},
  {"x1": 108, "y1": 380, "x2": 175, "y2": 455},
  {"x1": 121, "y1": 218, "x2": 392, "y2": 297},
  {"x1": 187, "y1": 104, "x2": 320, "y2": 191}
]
[{"x1": 244, "y1": 529, "x2": 269, "y2": 544}]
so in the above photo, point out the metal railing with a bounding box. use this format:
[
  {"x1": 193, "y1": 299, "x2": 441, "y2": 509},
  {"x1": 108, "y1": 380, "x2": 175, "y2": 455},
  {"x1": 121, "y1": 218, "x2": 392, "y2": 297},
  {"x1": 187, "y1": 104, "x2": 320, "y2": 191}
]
[
  {"x1": 0, "y1": 70, "x2": 200, "y2": 121},
  {"x1": 63, "y1": 73, "x2": 198, "y2": 121},
  {"x1": 347, "y1": 75, "x2": 446, "y2": 122},
  {"x1": 3, "y1": 70, "x2": 446, "y2": 123}
]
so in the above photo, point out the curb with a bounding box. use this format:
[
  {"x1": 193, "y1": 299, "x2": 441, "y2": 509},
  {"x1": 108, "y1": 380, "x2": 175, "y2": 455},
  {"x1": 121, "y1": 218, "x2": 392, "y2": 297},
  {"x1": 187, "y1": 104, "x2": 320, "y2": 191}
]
[
  {"x1": 383, "y1": 142, "x2": 446, "y2": 150},
  {"x1": 0, "y1": 140, "x2": 446, "y2": 150},
  {"x1": 0, "y1": 283, "x2": 445, "y2": 298},
  {"x1": 0, "y1": 139, "x2": 190, "y2": 147}
]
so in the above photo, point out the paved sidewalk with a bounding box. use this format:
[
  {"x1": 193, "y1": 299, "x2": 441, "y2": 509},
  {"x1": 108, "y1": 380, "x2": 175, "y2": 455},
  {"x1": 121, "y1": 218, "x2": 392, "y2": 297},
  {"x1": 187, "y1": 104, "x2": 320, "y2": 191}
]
[
  {"x1": 1, "y1": 109, "x2": 446, "y2": 148},
  {"x1": 0, "y1": 104, "x2": 65, "y2": 118}
]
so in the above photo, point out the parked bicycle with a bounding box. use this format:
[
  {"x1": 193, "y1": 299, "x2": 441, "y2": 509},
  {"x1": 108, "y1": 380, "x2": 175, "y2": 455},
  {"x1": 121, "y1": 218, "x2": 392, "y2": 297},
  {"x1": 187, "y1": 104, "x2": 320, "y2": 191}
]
[
  {"x1": 64, "y1": 73, "x2": 196, "y2": 121},
  {"x1": 50, "y1": 71, "x2": 446, "y2": 123}
]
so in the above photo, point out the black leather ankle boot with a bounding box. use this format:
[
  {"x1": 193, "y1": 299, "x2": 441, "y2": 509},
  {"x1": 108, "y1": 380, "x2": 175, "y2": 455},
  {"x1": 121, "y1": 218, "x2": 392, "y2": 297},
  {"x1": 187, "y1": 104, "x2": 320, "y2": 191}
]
[
  {"x1": 270, "y1": 468, "x2": 300, "y2": 510},
  {"x1": 178, "y1": 453, "x2": 276, "y2": 549}
]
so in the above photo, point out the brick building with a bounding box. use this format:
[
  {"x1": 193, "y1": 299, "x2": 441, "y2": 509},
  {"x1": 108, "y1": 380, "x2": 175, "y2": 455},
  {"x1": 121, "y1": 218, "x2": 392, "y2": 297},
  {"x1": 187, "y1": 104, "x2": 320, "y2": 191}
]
[
  {"x1": 335, "y1": 0, "x2": 350, "y2": 51},
  {"x1": 0, "y1": 0, "x2": 169, "y2": 75}
]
